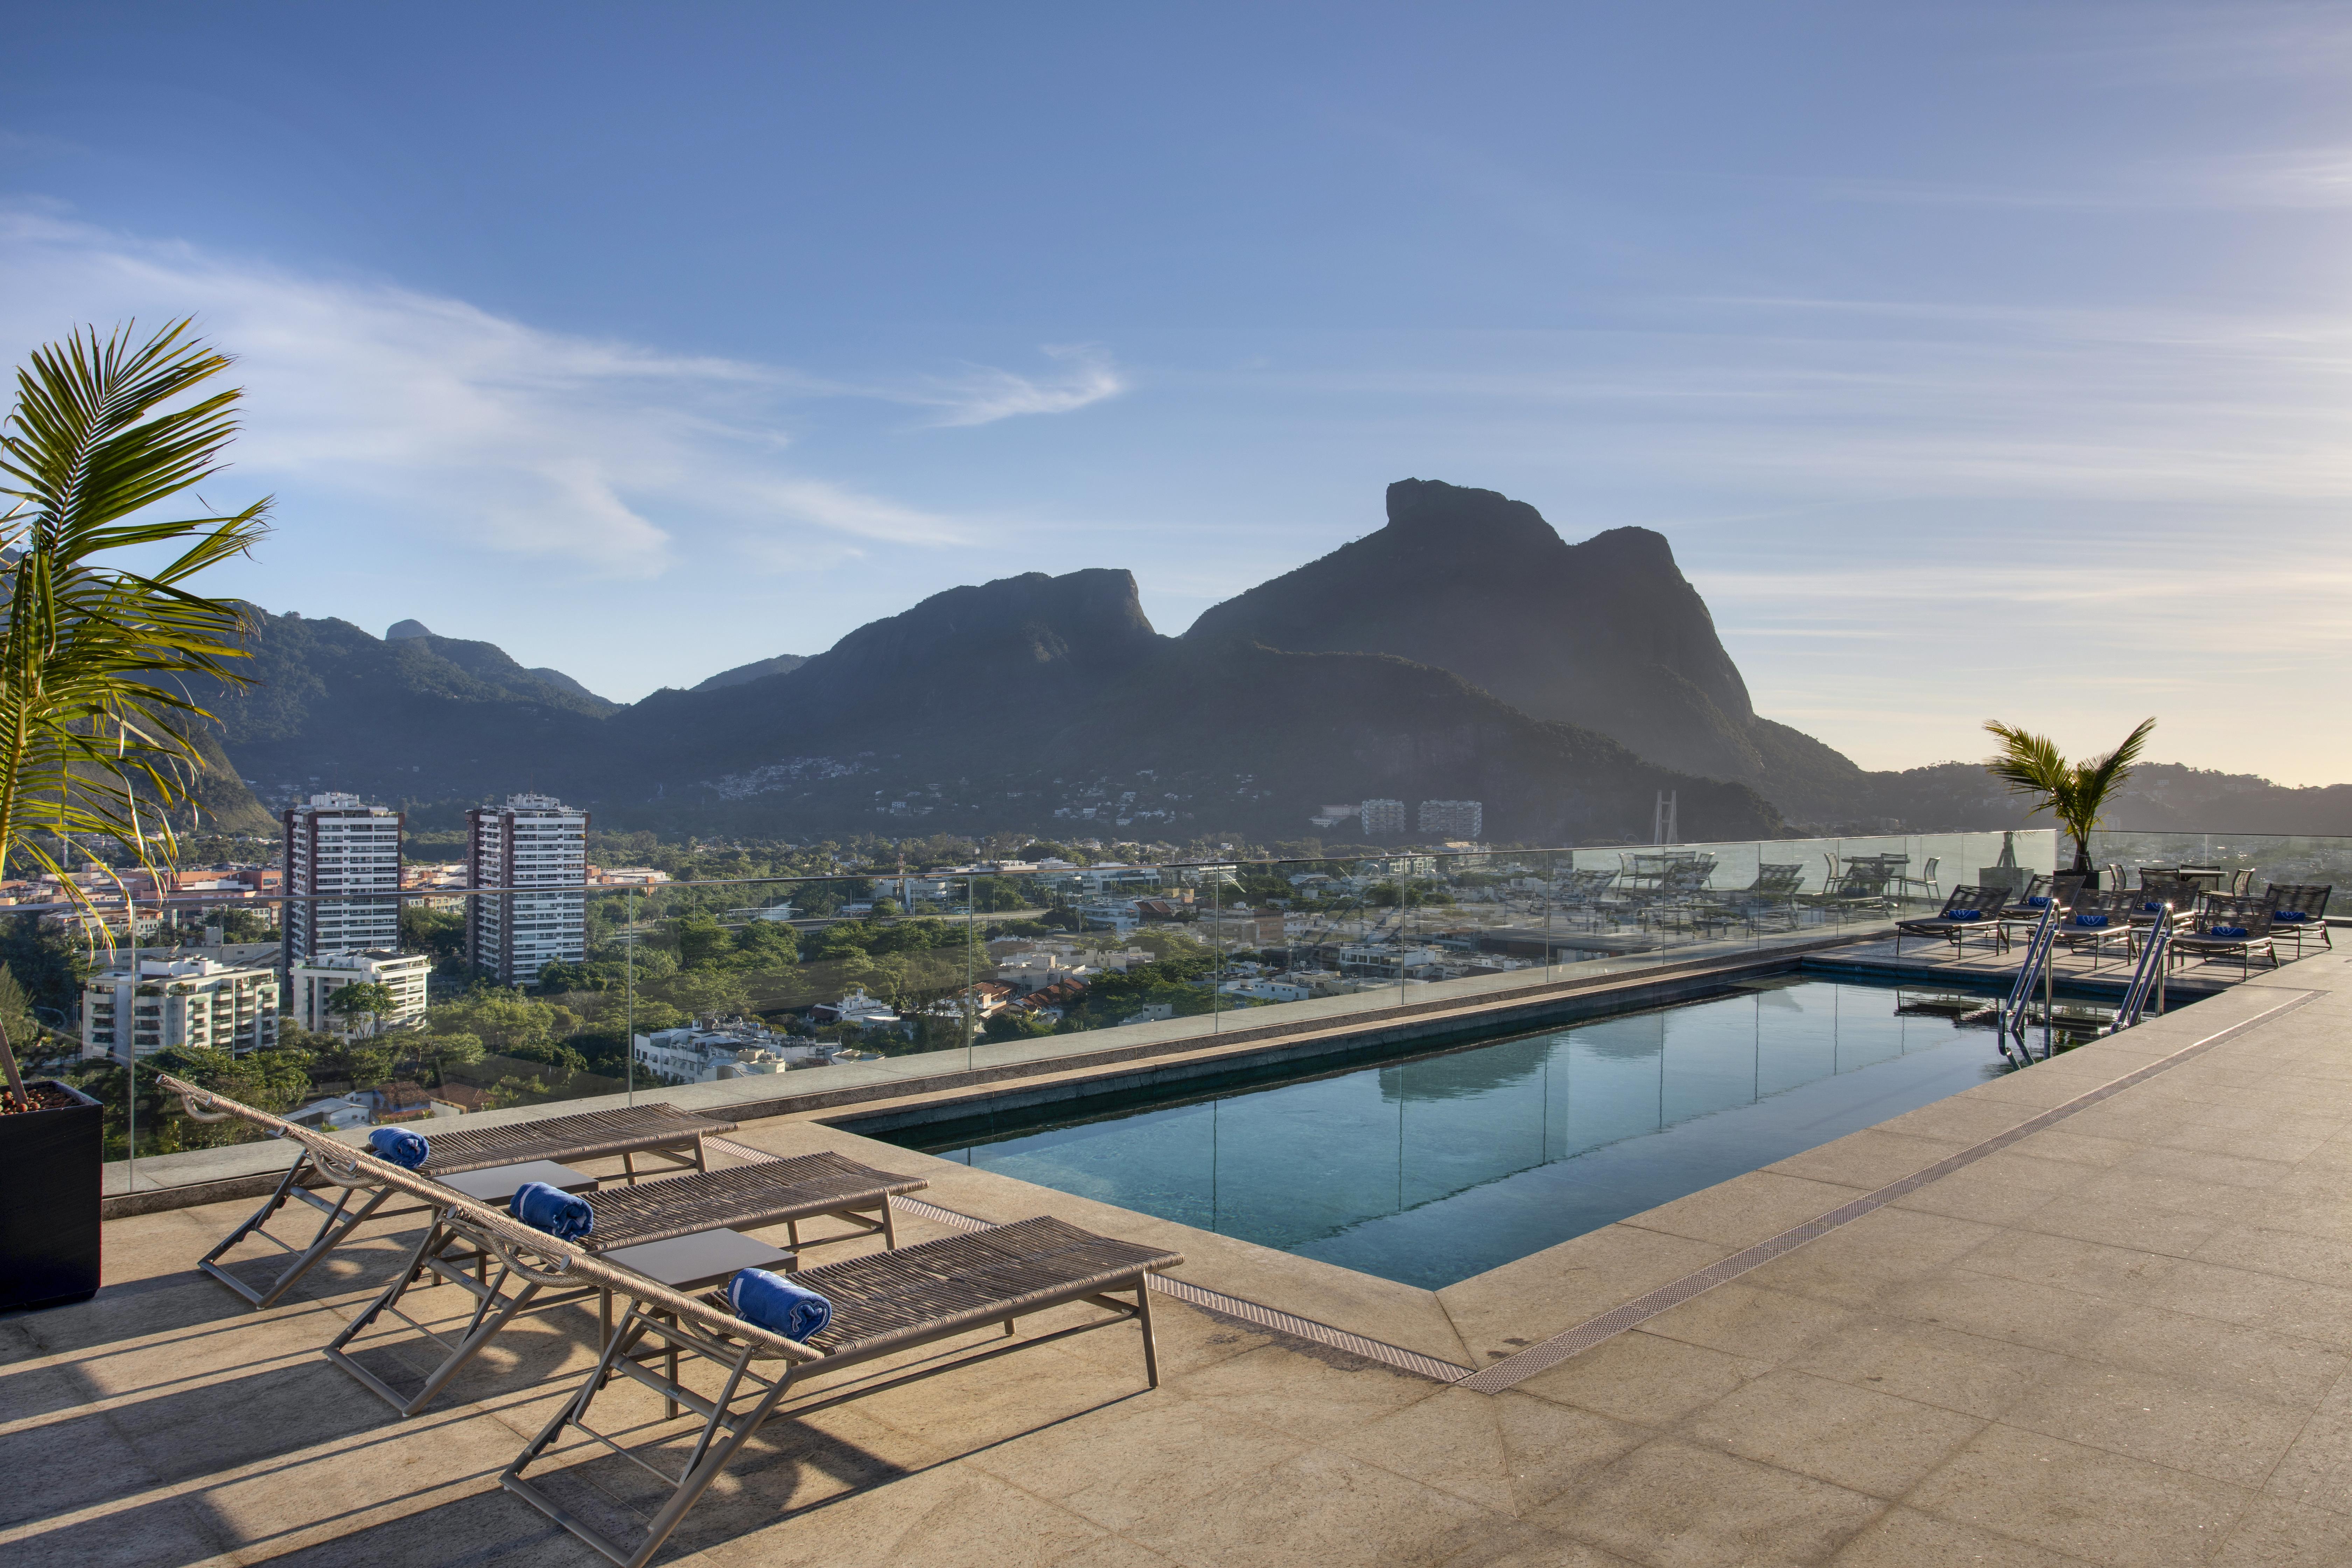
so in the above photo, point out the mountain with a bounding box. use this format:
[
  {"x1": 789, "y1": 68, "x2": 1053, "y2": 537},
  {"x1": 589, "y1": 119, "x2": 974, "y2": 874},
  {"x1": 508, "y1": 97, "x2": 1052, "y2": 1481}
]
[
  {"x1": 591, "y1": 568, "x2": 1781, "y2": 843},
  {"x1": 692, "y1": 654, "x2": 808, "y2": 692},
  {"x1": 1184, "y1": 479, "x2": 1870, "y2": 823},
  {"x1": 182, "y1": 609, "x2": 611, "y2": 808}
]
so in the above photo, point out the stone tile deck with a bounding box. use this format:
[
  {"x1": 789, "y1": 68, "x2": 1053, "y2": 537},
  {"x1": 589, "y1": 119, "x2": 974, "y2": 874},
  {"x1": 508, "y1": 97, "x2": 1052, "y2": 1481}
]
[{"x1": 8, "y1": 956, "x2": 2352, "y2": 1566}]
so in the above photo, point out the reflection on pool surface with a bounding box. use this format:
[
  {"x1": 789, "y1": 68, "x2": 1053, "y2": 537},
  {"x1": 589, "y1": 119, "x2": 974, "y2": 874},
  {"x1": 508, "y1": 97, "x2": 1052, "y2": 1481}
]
[{"x1": 890, "y1": 977, "x2": 2048, "y2": 1289}]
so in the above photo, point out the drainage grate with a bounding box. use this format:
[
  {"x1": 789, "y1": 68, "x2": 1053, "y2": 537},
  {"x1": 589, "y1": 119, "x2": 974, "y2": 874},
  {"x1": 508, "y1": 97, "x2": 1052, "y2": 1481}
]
[{"x1": 1455, "y1": 987, "x2": 2319, "y2": 1394}]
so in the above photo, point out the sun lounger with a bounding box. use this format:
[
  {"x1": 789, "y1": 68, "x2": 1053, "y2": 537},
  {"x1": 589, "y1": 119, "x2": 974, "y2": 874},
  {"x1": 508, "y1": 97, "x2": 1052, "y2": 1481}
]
[
  {"x1": 172, "y1": 1079, "x2": 736, "y2": 1309},
  {"x1": 2170, "y1": 894, "x2": 2281, "y2": 976},
  {"x1": 2002, "y1": 871, "x2": 2086, "y2": 922},
  {"x1": 502, "y1": 1213, "x2": 1182, "y2": 1568},
  {"x1": 324, "y1": 1150, "x2": 930, "y2": 1415},
  {"x1": 2264, "y1": 883, "x2": 2332, "y2": 954},
  {"x1": 2050, "y1": 889, "x2": 2137, "y2": 970},
  {"x1": 1893, "y1": 885, "x2": 2012, "y2": 958}
]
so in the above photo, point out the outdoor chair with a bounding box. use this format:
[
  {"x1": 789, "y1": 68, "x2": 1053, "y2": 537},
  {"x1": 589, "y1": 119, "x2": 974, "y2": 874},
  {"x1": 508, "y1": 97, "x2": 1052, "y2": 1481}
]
[
  {"x1": 2229, "y1": 869, "x2": 2255, "y2": 896},
  {"x1": 1893, "y1": 856, "x2": 1942, "y2": 902},
  {"x1": 323, "y1": 1150, "x2": 930, "y2": 1416},
  {"x1": 2264, "y1": 883, "x2": 2332, "y2": 954},
  {"x1": 2124, "y1": 877, "x2": 2205, "y2": 936},
  {"x1": 500, "y1": 1214, "x2": 1182, "y2": 1568},
  {"x1": 1709, "y1": 862, "x2": 1808, "y2": 930},
  {"x1": 1893, "y1": 885, "x2": 2012, "y2": 959},
  {"x1": 186, "y1": 1089, "x2": 738, "y2": 1309},
  {"x1": 2002, "y1": 871, "x2": 2087, "y2": 923},
  {"x1": 2170, "y1": 894, "x2": 2281, "y2": 976},
  {"x1": 2051, "y1": 889, "x2": 2138, "y2": 971},
  {"x1": 1810, "y1": 861, "x2": 1895, "y2": 913}
]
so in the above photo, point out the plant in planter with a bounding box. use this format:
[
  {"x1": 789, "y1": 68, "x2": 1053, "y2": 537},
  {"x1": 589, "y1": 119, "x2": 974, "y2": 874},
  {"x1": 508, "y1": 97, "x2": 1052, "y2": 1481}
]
[
  {"x1": 0, "y1": 321, "x2": 267, "y2": 1310},
  {"x1": 1983, "y1": 717, "x2": 2157, "y2": 891}
]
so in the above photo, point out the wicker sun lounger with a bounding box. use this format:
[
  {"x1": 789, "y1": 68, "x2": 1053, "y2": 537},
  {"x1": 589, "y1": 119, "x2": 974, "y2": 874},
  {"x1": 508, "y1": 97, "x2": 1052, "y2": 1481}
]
[
  {"x1": 178, "y1": 1084, "x2": 736, "y2": 1309},
  {"x1": 502, "y1": 1213, "x2": 1183, "y2": 1568},
  {"x1": 2050, "y1": 889, "x2": 2138, "y2": 970},
  {"x1": 323, "y1": 1150, "x2": 931, "y2": 1415},
  {"x1": 1892, "y1": 885, "x2": 2011, "y2": 958}
]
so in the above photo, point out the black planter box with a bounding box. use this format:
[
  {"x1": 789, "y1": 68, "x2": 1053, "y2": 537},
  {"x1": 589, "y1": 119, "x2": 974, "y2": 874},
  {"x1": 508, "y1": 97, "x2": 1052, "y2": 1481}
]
[{"x1": 0, "y1": 1079, "x2": 102, "y2": 1312}]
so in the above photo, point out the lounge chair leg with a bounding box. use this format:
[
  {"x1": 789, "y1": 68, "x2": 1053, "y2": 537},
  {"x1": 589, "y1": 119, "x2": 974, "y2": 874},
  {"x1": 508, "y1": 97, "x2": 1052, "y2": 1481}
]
[
  {"x1": 629, "y1": 1367, "x2": 794, "y2": 1568},
  {"x1": 1136, "y1": 1277, "x2": 1160, "y2": 1388},
  {"x1": 881, "y1": 1198, "x2": 897, "y2": 1250}
]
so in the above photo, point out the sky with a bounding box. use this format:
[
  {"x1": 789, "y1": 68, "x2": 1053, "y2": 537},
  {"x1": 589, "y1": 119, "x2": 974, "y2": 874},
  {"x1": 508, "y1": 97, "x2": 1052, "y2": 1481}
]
[{"x1": 5, "y1": 3, "x2": 2351, "y2": 780}]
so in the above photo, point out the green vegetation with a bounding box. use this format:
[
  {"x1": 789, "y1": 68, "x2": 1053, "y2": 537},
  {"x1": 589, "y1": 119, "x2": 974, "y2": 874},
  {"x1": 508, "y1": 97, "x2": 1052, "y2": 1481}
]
[
  {"x1": 1984, "y1": 717, "x2": 2157, "y2": 877},
  {"x1": 0, "y1": 321, "x2": 268, "y2": 1108}
]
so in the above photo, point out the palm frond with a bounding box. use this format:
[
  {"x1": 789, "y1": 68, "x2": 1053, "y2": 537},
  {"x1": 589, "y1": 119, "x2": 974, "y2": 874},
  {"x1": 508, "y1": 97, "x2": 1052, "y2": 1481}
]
[{"x1": 1982, "y1": 716, "x2": 2158, "y2": 853}]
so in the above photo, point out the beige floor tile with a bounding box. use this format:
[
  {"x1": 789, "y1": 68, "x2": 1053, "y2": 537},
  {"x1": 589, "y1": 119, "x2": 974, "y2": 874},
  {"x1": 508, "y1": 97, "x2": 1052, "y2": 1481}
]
[
  {"x1": 2262, "y1": 1408, "x2": 2352, "y2": 1516},
  {"x1": 2019, "y1": 1194, "x2": 2236, "y2": 1258},
  {"x1": 2213, "y1": 1495, "x2": 2352, "y2": 1566},
  {"x1": 2194, "y1": 1227, "x2": 2352, "y2": 1294},
  {"x1": 1438, "y1": 1226, "x2": 1734, "y2": 1366},
  {"x1": 1492, "y1": 1391, "x2": 1654, "y2": 1514},
  {"x1": 1828, "y1": 1505, "x2": 2097, "y2": 1566},
  {"x1": 1872, "y1": 1097, "x2": 2046, "y2": 1149},
  {"x1": 1511, "y1": 1332, "x2": 1768, "y2": 1428},
  {"x1": 1634, "y1": 1282, "x2": 1854, "y2": 1366},
  {"x1": 692, "y1": 1457, "x2": 1111, "y2": 1568},
  {"x1": 1434, "y1": 1520, "x2": 1642, "y2": 1566},
  {"x1": 1997, "y1": 1362, "x2": 2309, "y2": 1488},
  {"x1": 1113, "y1": 1444, "x2": 1508, "y2": 1568},
  {"x1": 964, "y1": 1395, "x2": 1308, "y2": 1533},
  {"x1": 1787, "y1": 1314, "x2": 2064, "y2": 1421},
  {"x1": 1905, "y1": 1425, "x2": 2251, "y2": 1567},
  {"x1": 2073, "y1": 1306, "x2": 2351, "y2": 1409},
  {"x1": 1888, "y1": 1153, "x2": 2078, "y2": 1229},
  {"x1": 1535, "y1": 1438, "x2": 1884, "y2": 1568},
  {"x1": 1678, "y1": 1367, "x2": 1986, "y2": 1498},
  {"x1": 1616, "y1": 1172, "x2": 1866, "y2": 1251},
  {"x1": 1166, "y1": 1341, "x2": 1444, "y2": 1449},
  {"x1": 1761, "y1": 1128, "x2": 1964, "y2": 1190},
  {"x1": 1738, "y1": 1206, "x2": 2001, "y2": 1310}
]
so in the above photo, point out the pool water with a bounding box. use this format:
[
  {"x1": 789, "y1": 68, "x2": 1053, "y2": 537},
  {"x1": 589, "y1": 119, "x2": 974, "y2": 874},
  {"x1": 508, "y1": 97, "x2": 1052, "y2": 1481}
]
[{"x1": 889, "y1": 977, "x2": 2068, "y2": 1289}]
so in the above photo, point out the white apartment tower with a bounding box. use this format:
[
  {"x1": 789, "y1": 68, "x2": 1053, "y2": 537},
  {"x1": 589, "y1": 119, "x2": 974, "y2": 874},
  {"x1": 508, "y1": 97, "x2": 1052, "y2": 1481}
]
[
  {"x1": 467, "y1": 793, "x2": 589, "y2": 985},
  {"x1": 282, "y1": 793, "x2": 404, "y2": 971},
  {"x1": 1417, "y1": 799, "x2": 1484, "y2": 839},
  {"x1": 1359, "y1": 798, "x2": 1407, "y2": 836}
]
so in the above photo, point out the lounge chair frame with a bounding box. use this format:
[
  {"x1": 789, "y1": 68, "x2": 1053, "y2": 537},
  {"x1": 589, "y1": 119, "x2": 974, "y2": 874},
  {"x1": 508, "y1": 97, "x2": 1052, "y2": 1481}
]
[
  {"x1": 1892, "y1": 885, "x2": 2012, "y2": 959},
  {"x1": 500, "y1": 1214, "x2": 1181, "y2": 1568},
  {"x1": 2050, "y1": 890, "x2": 2139, "y2": 971},
  {"x1": 2264, "y1": 883, "x2": 2333, "y2": 955},
  {"x1": 323, "y1": 1151, "x2": 928, "y2": 1416},
  {"x1": 2170, "y1": 894, "x2": 2282, "y2": 976},
  {"x1": 176, "y1": 1085, "x2": 733, "y2": 1309}
]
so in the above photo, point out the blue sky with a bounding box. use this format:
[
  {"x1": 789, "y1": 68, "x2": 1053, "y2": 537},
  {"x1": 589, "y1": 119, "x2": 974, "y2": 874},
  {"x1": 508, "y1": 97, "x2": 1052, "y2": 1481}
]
[{"x1": 7, "y1": 3, "x2": 2351, "y2": 780}]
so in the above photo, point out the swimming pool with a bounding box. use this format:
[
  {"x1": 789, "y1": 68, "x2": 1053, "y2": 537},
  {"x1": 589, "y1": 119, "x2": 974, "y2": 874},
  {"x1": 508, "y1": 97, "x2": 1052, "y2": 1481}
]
[{"x1": 886, "y1": 976, "x2": 2094, "y2": 1289}]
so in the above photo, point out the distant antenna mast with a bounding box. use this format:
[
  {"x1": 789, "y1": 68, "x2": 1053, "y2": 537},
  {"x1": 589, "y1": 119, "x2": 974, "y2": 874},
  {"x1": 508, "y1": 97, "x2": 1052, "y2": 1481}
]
[{"x1": 1653, "y1": 791, "x2": 1678, "y2": 847}]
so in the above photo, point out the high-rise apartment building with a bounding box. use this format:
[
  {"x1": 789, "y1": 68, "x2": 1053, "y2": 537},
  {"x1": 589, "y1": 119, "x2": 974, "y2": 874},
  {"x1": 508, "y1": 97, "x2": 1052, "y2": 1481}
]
[
  {"x1": 1418, "y1": 799, "x2": 1484, "y2": 839},
  {"x1": 467, "y1": 793, "x2": 589, "y2": 985},
  {"x1": 282, "y1": 793, "x2": 403, "y2": 970},
  {"x1": 1359, "y1": 798, "x2": 1406, "y2": 835}
]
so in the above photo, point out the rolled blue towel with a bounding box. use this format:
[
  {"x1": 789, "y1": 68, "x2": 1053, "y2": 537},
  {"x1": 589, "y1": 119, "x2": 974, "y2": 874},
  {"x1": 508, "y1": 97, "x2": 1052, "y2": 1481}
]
[
  {"x1": 368, "y1": 1127, "x2": 430, "y2": 1169},
  {"x1": 2205, "y1": 925, "x2": 2249, "y2": 939},
  {"x1": 2072, "y1": 914, "x2": 2108, "y2": 929},
  {"x1": 728, "y1": 1267, "x2": 832, "y2": 1341},
  {"x1": 1947, "y1": 909, "x2": 1982, "y2": 922},
  {"x1": 2139, "y1": 901, "x2": 2165, "y2": 914},
  {"x1": 2275, "y1": 910, "x2": 2311, "y2": 924},
  {"x1": 2025, "y1": 896, "x2": 2051, "y2": 908},
  {"x1": 510, "y1": 1181, "x2": 593, "y2": 1241}
]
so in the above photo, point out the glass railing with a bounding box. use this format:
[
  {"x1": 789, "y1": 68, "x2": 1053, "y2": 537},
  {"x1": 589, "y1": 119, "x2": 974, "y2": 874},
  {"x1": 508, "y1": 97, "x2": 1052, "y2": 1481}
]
[
  {"x1": 2088, "y1": 830, "x2": 2352, "y2": 894},
  {"x1": 34, "y1": 827, "x2": 2091, "y2": 1187}
]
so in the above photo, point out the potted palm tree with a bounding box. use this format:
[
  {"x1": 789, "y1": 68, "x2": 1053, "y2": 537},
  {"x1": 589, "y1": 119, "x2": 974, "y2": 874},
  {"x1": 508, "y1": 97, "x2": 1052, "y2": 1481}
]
[
  {"x1": 1983, "y1": 717, "x2": 2156, "y2": 892},
  {"x1": 0, "y1": 322, "x2": 267, "y2": 1311}
]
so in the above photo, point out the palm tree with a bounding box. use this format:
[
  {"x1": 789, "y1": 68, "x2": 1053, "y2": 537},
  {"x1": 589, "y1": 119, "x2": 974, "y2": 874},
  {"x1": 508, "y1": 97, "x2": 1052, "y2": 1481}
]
[
  {"x1": 1983, "y1": 717, "x2": 2157, "y2": 888},
  {"x1": 0, "y1": 322, "x2": 270, "y2": 1108}
]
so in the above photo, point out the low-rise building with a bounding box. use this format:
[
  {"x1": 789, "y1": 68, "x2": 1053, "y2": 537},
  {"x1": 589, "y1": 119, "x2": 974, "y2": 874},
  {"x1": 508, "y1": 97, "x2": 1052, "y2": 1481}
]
[
  {"x1": 82, "y1": 955, "x2": 280, "y2": 1059},
  {"x1": 632, "y1": 1020, "x2": 836, "y2": 1083},
  {"x1": 286, "y1": 950, "x2": 433, "y2": 1035}
]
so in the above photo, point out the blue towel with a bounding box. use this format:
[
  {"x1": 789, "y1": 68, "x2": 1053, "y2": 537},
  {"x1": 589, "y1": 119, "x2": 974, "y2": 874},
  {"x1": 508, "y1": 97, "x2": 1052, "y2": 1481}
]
[
  {"x1": 2275, "y1": 910, "x2": 2312, "y2": 924},
  {"x1": 368, "y1": 1127, "x2": 429, "y2": 1169},
  {"x1": 728, "y1": 1267, "x2": 832, "y2": 1341},
  {"x1": 2205, "y1": 925, "x2": 2249, "y2": 939},
  {"x1": 510, "y1": 1181, "x2": 593, "y2": 1241},
  {"x1": 2072, "y1": 914, "x2": 2108, "y2": 929},
  {"x1": 1946, "y1": 909, "x2": 1982, "y2": 922},
  {"x1": 2139, "y1": 901, "x2": 2165, "y2": 913},
  {"x1": 2025, "y1": 896, "x2": 2051, "y2": 908}
]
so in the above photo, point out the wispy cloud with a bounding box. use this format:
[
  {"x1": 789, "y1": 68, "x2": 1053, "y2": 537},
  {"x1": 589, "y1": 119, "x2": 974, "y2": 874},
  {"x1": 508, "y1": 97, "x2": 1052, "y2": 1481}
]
[
  {"x1": 911, "y1": 342, "x2": 1127, "y2": 427},
  {"x1": 0, "y1": 208, "x2": 1111, "y2": 579}
]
